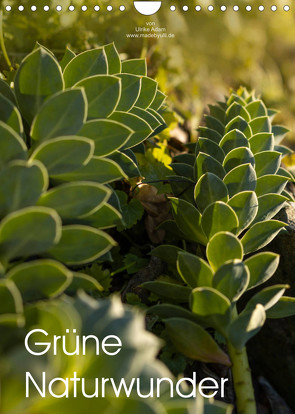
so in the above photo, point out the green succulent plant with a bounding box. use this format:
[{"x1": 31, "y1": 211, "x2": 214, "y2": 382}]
[
  {"x1": 0, "y1": 43, "x2": 167, "y2": 327},
  {"x1": 0, "y1": 292, "x2": 232, "y2": 414},
  {"x1": 146, "y1": 88, "x2": 295, "y2": 414}
]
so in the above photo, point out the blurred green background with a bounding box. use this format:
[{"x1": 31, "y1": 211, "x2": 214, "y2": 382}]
[{"x1": 1, "y1": 0, "x2": 295, "y2": 145}]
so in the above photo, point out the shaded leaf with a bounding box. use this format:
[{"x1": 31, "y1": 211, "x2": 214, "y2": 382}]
[
  {"x1": 7, "y1": 260, "x2": 72, "y2": 301},
  {"x1": 142, "y1": 281, "x2": 191, "y2": 303},
  {"x1": 63, "y1": 48, "x2": 107, "y2": 87},
  {"x1": 177, "y1": 251, "x2": 213, "y2": 288},
  {"x1": 254, "y1": 151, "x2": 281, "y2": 177},
  {"x1": 30, "y1": 136, "x2": 94, "y2": 175},
  {"x1": 245, "y1": 252, "x2": 280, "y2": 290},
  {"x1": 0, "y1": 207, "x2": 61, "y2": 262},
  {"x1": 78, "y1": 119, "x2": 132, "y2": 156},
  {"x1": 229, "y1": 305, "x2": 265, "y2": 349},
  {"x1": 31, "y1": 88, "x2": 87, "y2": 141},
  {"x1": 0, "y1": 160, "x2": 48, "y2": 216},
  {"x1": 228, "y1": 191, "x2": 258, "y2": 233},
  {"x1": 190, "y1": 287, "x2": 231, "y2": 333},
  {"x1": 194, "y1": 173, "x2": 229, "y2": 213},
  {"x1": 165, "y1": 318, "x2": 231, "y2": 365},
  {"x1": 194, "y1": 152, "x2": 225, "y2": 180},
  {"x1": 219, "y1": 129, "x2": 249, "y2": 154},
  {"x1": 223, "y1": 147, "x2": 254, "y2": 173},
  {"x1": 213, "y1": 260, "x2": 249, "y2": 301},
  {"x1": 241, "y1": 220, "x2": 286, "y2": 254},
  {"x1": 48, "y1": 225, "x2": 116, "y2": 265},
  {"x1": 223, "y1": 164, "x2": 256, "y2": 198},
  {"x1": 255, "y1": 174, "x2": 289, "y2": 197},
  {"x1": 170, "y1": 197, "x2": 206, "y2": 244},
  {"x1": 15, "y1": 47, "x2": 64, "y2": 124},
  {"x1": 75, "y1": 75, "x2": 121, "y2": 119}
]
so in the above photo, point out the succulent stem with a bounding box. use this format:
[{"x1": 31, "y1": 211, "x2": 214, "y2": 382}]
[{"x1": 227, "y1": 308, "x2": 256, "y2": 414}]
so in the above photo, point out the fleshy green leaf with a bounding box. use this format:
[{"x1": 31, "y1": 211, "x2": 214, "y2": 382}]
[
  {"x1": 194, "y1": 173, "x2": 229, "y2": 213},
  {"x1": 48, "y1": 225, "x2": 116, "y2": 265},
  {"x1": 223, "y1": 164, "x2": 256, "y2": 198},
  {"x1": 219, "y1": 129, "x2": 249, "y2": 154},
  {"x1": 266, "y1": 297, "x2": 295, "y2": 319},
  {"x1": 151, "y1": 245, "x2": 185, "y2": 266},
  {"x1": 82, "y1": 203, "x2": 122, "y2": 229},
  {"x1": 37, "y1": 182, "x2": 110, "y2": 220},
  {"x1": 248, "y1": 133, "x2": 274, "y2": 154},
  {"x1": 0, "y1": 94, "x2": 23, "y2": 136},
  {"x1": 224, "y1": 117, "x2": 251, "y2": 138},
  {"x1": 244, "y1": 285, "x2": 288, "y2": 312},
  {"x1": 121, "y1": 58, "x2": 147, "y2": 76},
  {"x1": 244, "y1": 252, "x2": 280, "y2": 290},
  {"x1": 65, "y1": 272, "x2": 103, "y2": 294},
  {"x1": 253, "y1": 194, "x2": 287, "y2": 224},
  {"x1": 209, "y1": 104, "x2": 226, "y2": 124},
  {"x1": 205, "y1": 115, "x2": 224, "y2": 135},
  {"x1": 0, "y1": 122, "x2": 27, "y2": 167},
  {"x1": 30, "y1": 136, "x2": 94, "y2": 176},
  {"x1": 142, "y1": 281, "x2": 191, "y2": 303},
  {"x1": 170, "y1": 197, "x2": 206, "y2": 244},
  {"x1": 52, "y1": 156, "x2": 126, "y2": 184},
  {"x1": 196, "y1": 137, "x2": 225, "y2": 164},
  {"x1": 0, "y1": 206, "x2": 61, "y2": 262},
  {"x1": 206, "y1": 232, "x2": 243, "y2": 271},
  {"x1": 226, "y1": 102, "x2": 250, "y2": 123},
  {"x1": 0, "y1": 279, "x2": 23, "y2": 320},
  {"x1": 223, "y1": 147, "x2": 254, "y2": 173},
  {"x1": 255, "y1": 174, "x2": 289, "y2": 197},
  {"x1": 213, "y1": 260, "x2": 249, "y2": 301},
  {"x1": 130, "y1": 106, "x2": 160, "y2": 130},
  {"x1": 229, "y1": 305, "x2": 265, "y2": 350},
  {"x1": 75, "y1": 75, "x2": 121, "y2": 119},
  {"x1": 245, "y1": 100, "x2": 268, "y2": 119},
  {"x1": 63, "y1": 48, "x2": 108, "y2": 87},
  {"x1": 150, "y1": 90, "x2": 166, "y2": 111},
  {"x1": 241, "y1": 220, "x2": 286, "y2": 254},
  {"x1": 0, "y1": 78, "x2": 16, "y2": 104},
  {"x1": 254, "y1": 151, "x2": 281, "y2": 177},
  {"x1": 165, "y1": 318, "x2": 231, "y2": 365},
  {"x1": 0, "y1": 160, "x2": 48, "y2": 216},
  {"x1": 228, "y1": 191, "x2": 258, "y2": 233},
  {"x1": 177, "y1": 251, "x2": 213, "y2": 288},
  {"x1": 15, "y1": 47, "x2": 64, "y2": 124},
  {"x1": 116, "y1": 74, "x2": 141, "y2": 112},
  {"x1": 78, "y1": 119, "x2": 132, "y2": 156},
  {"x1": 148, "y1": 304, "x2": 203, "y2": 324},
  {"x1": 7, "y1": 260, "x2": 72, "y2": 301},
  {"x1": 272, "y1": 125, "x2": 290, "y2": 145},
  {"x1": 59, "y1": 47, "x2": 76, "y2": 71},
  {"x1": 108, "y1": 151, "x2": 140, "y2": 178},
  {"x1": 30, "y1": 88, "x2": 87, "y2": 141},
  {"x1": 194, "y1": 152, "x2": 225, "y2": 180},
  {"x1": 104, "y1": 43, "x2": 121, "y2": 74},
  {"x1": 171, "y1": 163, "x2": 194, "y2": 179},
  {"x1": 201, "y1": 201, "x2": 238, "y2": 239},
  {"x1": 135, "y1": 77, "x2": 157, "y2": 109},
  {"x1": 198, "y1": 127, "x2": 223, "y2": 144},
  {"x1": 110, "y1": 111, "x2": 152, "y2": 149},
  {"x1": 249, "y1": 116, "x2": 271, "y2": 134},
  {"x1": 190, "y1": 287, "x2": 231, "y2": 333}
]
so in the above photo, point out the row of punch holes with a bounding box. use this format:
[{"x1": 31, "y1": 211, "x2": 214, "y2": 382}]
[{"x1": 4, "y1": 4, "x2": 292, "y2": 12}]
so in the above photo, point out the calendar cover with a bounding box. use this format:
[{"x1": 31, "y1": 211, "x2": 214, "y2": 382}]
[{"x1": 0, "y1": 1, "x2": 295, "y2": 413}]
